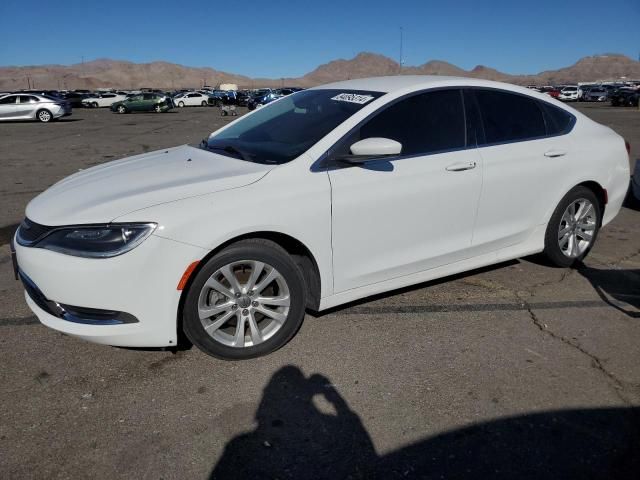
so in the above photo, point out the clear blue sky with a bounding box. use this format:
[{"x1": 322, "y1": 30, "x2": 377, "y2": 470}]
[{"x1": 1, "y1": 0, "x2": 638, "y2": 77}]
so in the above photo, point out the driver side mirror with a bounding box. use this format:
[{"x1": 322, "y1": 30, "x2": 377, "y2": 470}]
[{"x1": 337, "y1": 137, "x2": 402, "y2": 165}]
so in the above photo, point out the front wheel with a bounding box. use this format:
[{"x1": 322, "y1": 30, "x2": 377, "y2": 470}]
[
  {"x1": 201, "y1": 100, "x2": 207, "y2": 106},
  {"x1": 92, "y1": 102, "x2": 99, "y2": 108},
  {"x1": 117, "y1": 105, "x2": 127, "y2": 114},
  {"x1": 543, "y1": 186, "x2": 601, "y2": 267},
  {"x1": 178, "y1": 101, "x2": 185, "y2": 108},
  {"x1": 182, "y1": 239, "x2": 307, "y2": 360}
]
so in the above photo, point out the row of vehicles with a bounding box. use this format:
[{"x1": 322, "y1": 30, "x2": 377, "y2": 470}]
[
  {"x1": 530, "y1": 83, "x2": 639, "y2": 106},
  {"x1": 0, "y1": 87, "x2": 302, "y2": 120}
]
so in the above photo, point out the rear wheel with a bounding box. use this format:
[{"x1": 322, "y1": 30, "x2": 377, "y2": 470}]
[
  {"x1": 36, "y1": 109, "x2": 52, "y2": 122},
  {"x1": 201, "y1": 100, "x2": 207, "y2": 106},
  {"x1": 543, "y1": 186, "x2": 601, "y2": 267},
  {"x1": 183, "y1": 239, "x2": 307, "y2": 360},
  {"x1": 92, "y1": 102, "x2": 99, "y2": 108},
  {"x1": 154, "y1": 104, "x2": 162, "y2": 113}
]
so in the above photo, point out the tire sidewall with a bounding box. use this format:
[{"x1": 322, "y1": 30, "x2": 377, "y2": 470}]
[
  {"x1": 544, "y1": 186, "x2": 601, "y2": 267},
  {"x1": 183, "y1": 242, "x2": 307, "y2": 360}
]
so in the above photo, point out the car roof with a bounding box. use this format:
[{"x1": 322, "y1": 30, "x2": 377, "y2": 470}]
[{"x1": 309, "y1": 75, "x2": 547, "y2": 97}]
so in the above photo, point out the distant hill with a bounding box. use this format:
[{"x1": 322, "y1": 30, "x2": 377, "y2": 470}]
[{"x1": 1, "y1": 52, "x2": 638, "y2": 91}]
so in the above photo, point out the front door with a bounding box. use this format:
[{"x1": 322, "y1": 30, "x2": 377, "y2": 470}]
[{"x1": 328, "y1": 89, "x2": 483, "y2": 292}]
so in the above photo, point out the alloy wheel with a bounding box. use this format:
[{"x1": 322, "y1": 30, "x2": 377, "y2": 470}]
[
  {"x1": 38, "y1": 110, "x2": 51, "y2": 122},
  {"x1": 197, "y1": 260, "x2": 291, "y2": 348},
  {"x1": 558, "y1": 198, "x2": 596, "y2": 258}
]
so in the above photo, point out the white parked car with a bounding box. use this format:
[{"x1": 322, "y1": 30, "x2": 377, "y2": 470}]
[
  {"x1": 558, "y1": 86, "x2": 580, "y2": 102},
  {"x1": 173, "y1": 92, "x2": 209, "y2": 107},
  {"x1": 13, "y1": 76, "x2": 630, "y2": 359},
  {"x1": 81, "y1": 93, "x2": 126, "y2": 108}
]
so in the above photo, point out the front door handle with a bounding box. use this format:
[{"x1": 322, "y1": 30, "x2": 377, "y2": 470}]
[
  {"x1": 544, "y1": 149, "x2": 567, "y2": 158},
  {"x1": 446, "y1": 161, "x2": 476, "y2": 172}
]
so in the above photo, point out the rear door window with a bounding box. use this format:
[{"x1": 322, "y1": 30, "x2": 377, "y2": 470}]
[{"x1": 474, "y1": 89, "x2": 546, "y2": 144}]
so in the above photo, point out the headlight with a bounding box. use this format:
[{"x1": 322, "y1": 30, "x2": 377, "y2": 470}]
[{"x1": 33, "y1": 223, "x2": 156, "y2": 258}]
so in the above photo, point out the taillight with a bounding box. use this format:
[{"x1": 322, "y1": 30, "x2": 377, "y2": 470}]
[{"x1": 625, "y1": 140, "x2": 631, "y2": 157}]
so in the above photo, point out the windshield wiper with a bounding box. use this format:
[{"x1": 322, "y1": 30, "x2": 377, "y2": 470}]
[{"x1": 202, "y1": 142, "x2": 253, "y2": 162}]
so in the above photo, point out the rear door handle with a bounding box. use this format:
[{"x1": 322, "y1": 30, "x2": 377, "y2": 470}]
[
  {"x1": 544, "y1": 149, "x2": 567, "y2": 158},
  {"x1": 446, "y1": 161, "x2": 476, "y2": 172}
]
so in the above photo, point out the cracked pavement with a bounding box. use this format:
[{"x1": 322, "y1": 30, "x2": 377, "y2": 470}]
[{"x1": 0, "y1": 105, "x2": 639, "y2": 479}]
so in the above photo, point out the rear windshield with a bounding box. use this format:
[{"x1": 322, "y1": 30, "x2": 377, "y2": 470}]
[{"x1": 204, "y1": 89, "x2": 384, "y2": 164}]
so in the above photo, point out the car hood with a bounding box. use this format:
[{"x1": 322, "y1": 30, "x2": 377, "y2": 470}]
[{"x1": 26, "y1": 145, "x2": 273, "y2": 225}]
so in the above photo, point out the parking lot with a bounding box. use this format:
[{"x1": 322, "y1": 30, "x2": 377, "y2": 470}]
[{"x1": 1, "y1": 104, "x2": 639, "y2": 478}]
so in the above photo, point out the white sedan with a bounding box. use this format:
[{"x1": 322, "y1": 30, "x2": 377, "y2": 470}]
[
  {"x1": 173, "y1": 92, "x2": 209, "y2": 107},
  {"x1": 81, "y1": 93, "x2": 126, "y2": 108},
  {"x1": 13, "y1": 76, "x2": 630, "y2": 359}
]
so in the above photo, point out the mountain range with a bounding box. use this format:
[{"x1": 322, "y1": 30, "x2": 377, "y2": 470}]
[{"x1": 1, "y1": 52, "x2": 639, "y2": 91}]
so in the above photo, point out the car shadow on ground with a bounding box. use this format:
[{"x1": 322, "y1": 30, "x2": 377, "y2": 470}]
[
  {"x1": 576, "y1": 262, "x2": 640, "y2": 318},
  {"x1": 209, "y1": 365, "x2": 640, "y2": 479}
]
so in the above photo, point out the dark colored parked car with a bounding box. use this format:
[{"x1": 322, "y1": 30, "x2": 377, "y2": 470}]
[
  {"x1": 110, "y1": 93, "x2": 172, "y2": 113},
  {"x1": 247, "y1": 89, "x2": 282, "y2": 110},
  {"x1": 610, "y1": 89, "x2": 639, "y2": 107},
  {"x1": 62, "y1": 92, "x2": 91, "y2": 108}
]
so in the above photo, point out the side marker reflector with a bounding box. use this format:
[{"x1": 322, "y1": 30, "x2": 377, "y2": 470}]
[{"x1": 177, "y1": 261, "x2": 200, "y2": 290}]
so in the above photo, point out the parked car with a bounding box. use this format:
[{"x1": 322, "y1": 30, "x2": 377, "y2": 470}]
[
  {"x1": 247, "y1": 89, "x2": 282, "y2": 110},
  {"x1": 62, "y1": 92, "x2": 91, "y2": 108},
  {"x1": 173, "y1": 92, "x2": 209, "y2": 107},
  {"x1": 82, "y1": 93, "x2": 127, "y2": 108},
  {"x1": 233, "y1": 90, "x2": 254, "y2": 107},
  {"x1": 110, "y1": 93, "x2": 172, "y2": 113},
  {"x1": 207, "y1": 90, "x2": 236, "y2": 107},
  {"x1": 13, "y1": 77, "x2": 630, "y2": 359},
  {"x1": 558, "y1": 86, "x2": 580, "y2": 101},
  {"x1": 610, "y1": 89, "x2": 639, "y2": 107},
  {"x1": 0, "y1": 94, "x2": 71, "y2": 122},
  {"x1": 538, "y1": 86, "x2": 560, "y2": 98},
  {"x1": 583, "y1": 87, "x2": 608, "y2": 102},
  {"x1": 630, "y1": 158, "x2": 640, "y2": 206}
]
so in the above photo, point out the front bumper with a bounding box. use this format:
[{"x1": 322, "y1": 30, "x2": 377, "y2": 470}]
[{"x1": 15, "y1": 233, "x2": 207, "y2": 347}]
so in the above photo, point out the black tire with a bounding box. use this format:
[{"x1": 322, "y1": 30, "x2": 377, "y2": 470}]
[
  {"x1": 201, "y1": 100, "x2": 207, "y2": 106},
  {"x1": 92, "y1": 102, "x2": 99, "y2": 108},
  {"x1": 183, "y1": 239, "x2": 307, "y2": 360},
  {"x1": 36, "y1": 109, "x2": 52, "y2": 123},
  {"x1": 116, "y1": 105, "x2": 127, "y2": 114},
  {"x1": 543, "y1": 186, "x2": 601, "y2": 267}
]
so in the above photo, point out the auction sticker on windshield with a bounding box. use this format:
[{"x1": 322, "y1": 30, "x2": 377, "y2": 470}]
[{"x1": 331, "y1": 93, "x2": 375, "y2": 104}]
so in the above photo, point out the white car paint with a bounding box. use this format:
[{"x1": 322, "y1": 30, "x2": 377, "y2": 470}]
[
  {"x1": 15, "y1": 76, "x2": 630, "y2": 348},
  {"x1": 81, "y1": 93, "x2": 126, "y2": 108},
  {"x1": 558, "y1": 86, "x2": 580, "y2": 101},
  {"x1": 173, "y1": 92, "x2": 209, "y2": 107}
]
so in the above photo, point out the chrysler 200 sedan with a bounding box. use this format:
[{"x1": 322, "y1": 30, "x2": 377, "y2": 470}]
[{"x1": 13, "y1": 76, "x2": 630, "y2": 360}]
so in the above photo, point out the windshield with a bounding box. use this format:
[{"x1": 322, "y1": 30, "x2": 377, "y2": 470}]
[{"x1": 204, "y1": 89, "x2": 384, "y2": 164}]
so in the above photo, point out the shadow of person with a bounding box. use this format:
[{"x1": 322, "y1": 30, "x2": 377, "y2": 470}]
[
  {"x1": 210, "y1": 365, "x2": 377, "y2": 479},
  {"x1": 576, "y1": 263, "x2": 640, "y2": 318}
]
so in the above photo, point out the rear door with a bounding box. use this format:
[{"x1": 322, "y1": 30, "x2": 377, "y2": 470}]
[
  {"x1": 468, "y1": 88, "x2": 575, "y2": 252},
  {"x1": 0, "y1": 95, "x2": 19, "y2": 119},
  {"x1": 329, "y1": 89, "x2": 483, "y2": 292}
]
